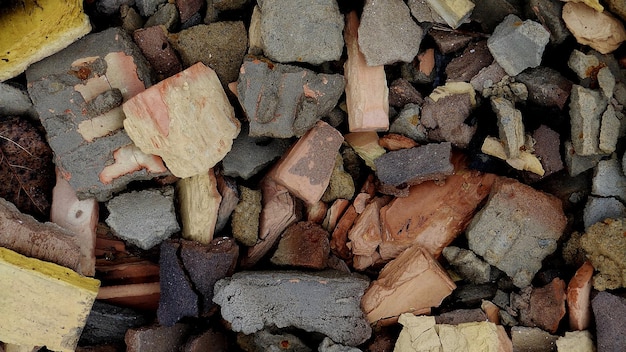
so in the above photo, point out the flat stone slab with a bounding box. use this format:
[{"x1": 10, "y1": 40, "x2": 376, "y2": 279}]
[{"x1": 213, "y1": 270, "x2": 371, "y2": 346}]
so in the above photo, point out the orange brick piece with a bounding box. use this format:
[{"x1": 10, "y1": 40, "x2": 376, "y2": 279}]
[
  {"x1": 567, "y1": 261, "x2": 594, "y2": 330},
  {"x1": 271, "y1": 121, "x2": 344, "y2": 205}
]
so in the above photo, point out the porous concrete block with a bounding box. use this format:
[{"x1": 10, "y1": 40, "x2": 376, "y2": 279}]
[
  {"x1": 213, "y1": 270, "x2": 371, "y2": 346},
  {"x1": 231, "y1": 186, "x2": 262, "y2": 247},
  {"x1": 466, "y1": 177, "x2": 566, "y2": 288},
  {"x1": 591, "y1": 291, "x2": 626, "y2": 351},
  {"x1": 257, "y1": 0, "x2": 344, "y2": 65},
  {"x1": 581, "y1": 218, "x2": 626, "y2": 290},
  {"x1": 570, "y1": 85, "x2": 607, "y2": 156},
  {"x1": 26, "y1": 27, "x2": 167, "y2": 201},
  {"x1": 487, "y1": 14, "x2": 550, "y2": 76},
  {"x1": 358, "y1": 0, "x2": 423, "y2": 66},
  {"x1": 237, "y1": 58, "x2": 345, "y2": 138},
  {"x1": 123, "y1": 62, "x2": 241, "y2": 178},
  {"x1": 105, "y1": 187, "x2": 180, "y2": 250},
  {"x1": 592, "y1": 158, "x2": 626, "y2": 202},
  {"x1": 583, "y1": 196, "x2": 626, "y2": 229}
]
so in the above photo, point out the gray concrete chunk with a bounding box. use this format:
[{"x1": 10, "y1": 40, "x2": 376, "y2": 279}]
[
  {"x1": 570, "y1": 85, "x2": 607, "y2": 156},
  {"x1": 358, "y1": 0, "x2": 424, "y2": 66},
  {"x1": 584, "y1": 196, "x2": 626, "y2": 229},
  {"x1": 592, "y1": 158, "x2": 626, "y2": 202},
  {"x1": 487, "y1": 15, "x2": 550, "y2": 76},
  {"x1": 213, "y1": 270, "x2": 371, "y2": 346},
  {"x1": 0, "y1": 82, "x2": 35, "y2": 117},
  {"x1": 258, "y1": 0, "x2": 344, "y2": 65},
  {"x1": 106, "y1": 187, "x2": 180, "y2": 250},
  {"x1": 599, "y1": 104, "x2": 620, "y2": 154}
]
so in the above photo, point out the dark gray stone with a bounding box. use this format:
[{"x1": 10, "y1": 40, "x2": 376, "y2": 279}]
[
  {"x1": 80, "y1": 301, "x2": 149, "y2": 346},
  {"x1": 516, "y1": 66, "x2": 573, "y2": 110},
  {"x1": 527, "y1": 0, "x2": 569, "y2": 44},
  {"x1": 158, "y1": 240, "x2": 199, "y2": 327},
  {"x1": 144, "y1": 2, "x2": 179, "y2": 31},
  {"x1": 221, "y1": 124, "x2": 290, "y2": 180},
  {"x1": 236, "y1": 58, "x2": 345, "y2": 138},
  {"x1": 471, "y1": 0, "x2": 520, "y2": 32},
  {"x1": 258, "y1": 0, "x2": 344, "y2": 65},
  {"x1": 358, "y1": 0, "x2": 423, "y2": 66},
  {"x1": 97, "y1": 0, "x2": 135, "y2": 15},
  {"x1": 106, "y1": 187, "x2": 180, "y2": 250},
  {"x1": 389, "y1": 103, "x2": 427, "y2": 143},
  {"x1": 0, "y1": 82, "x2": 35, "y2": 117},
  {"x1": 135, "y1": 0, "x2": 167, "y2": 16},
  {"x1": 374, "y1": 142, "x2": 453, "y2": 195},
  {"x1": 592, "y1": 291, "x2": 626, "y2": 352},
  {"x1": 450, "y1": 283, "x2": 498, "y2": 307},
  {"x1": 213, "y1": 270, "x2": 371, "y2": 346}
]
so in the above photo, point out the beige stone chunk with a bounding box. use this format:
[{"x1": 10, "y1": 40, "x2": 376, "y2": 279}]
[
  {"x1": 393, "y1": 314, "x2": 441, "y2": 352},
  {"x1": 345, "y1": 131, "x2": 386, "y2": 170},
  {"x1": 99, "y1": 144, "x2": 168, "y2": 184},
  {"x1": 361, "y1": 245, "x2": 456, "y2": 324},
  {"x1": 77, "y1": 107, "x2": 125, "y2": 142},
  {"x1": 0, "y1": 247, "x2": 100, "y2": 352},
  {"x1": 425, "y1": 0, "x2": 475, "y2": 29},
  {"x1": 123, "y1": 62, "x2": 241, "y2": 178},
  {"x1": 556, "y1": 330, "x2": 596, "y2": 352},
  {"x1": 580, "y1": 218, "x2": 626, "y2": 290},
  {"x1": 248, "y1": 6, "x2": 263, "y2": 55},
  {"x1": 177, "y1": 169, "x2": 222, "y2": 244},
  {"x1": 344, "y1": 11, "x2": 389, "y2": 132},
  {"x1": 481, "y1": 136, "x2": 545, "y2": 176},
  {"x1": 562, "y1": 3, "x2": 626, "y2": 54},
  {"x1": 429, "y1": 81, "x2": 476, "y2": 106},
  {"x1": 562, "y1": 0, "x2": 604, "y2": 12}
]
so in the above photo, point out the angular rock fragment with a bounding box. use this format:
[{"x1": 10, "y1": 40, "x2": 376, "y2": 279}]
[
  {"x1": 215, "y1": 174, "x2": 239, "y2": 233},
  {"x1": 374, "y1": 142, "x2": 454, "y2": 196},
  {"x1": 270, "y1": 121, "x2": 343, "y2": 205},
  {"x1": 470, "y1": 62, "x2": 507, "y2": 92},
  {"x1": 358, "y1": 0, "x2": 423, "y2": 66},
  {"x1": 570, "y1": 85, "x2": 607, "y2": 156},
  {"x1": 568, "y1": 49, "x2": 602, "y2": 81},
  {"x1": 466, "y1": 177, "x2": 566, "y2": 287},
  {"x1": 361, "y1": 245, "x2": 456, "y2": 324},
  {"x1": 429, "y1": 28, "x2": 473, "y2": 54},
  {"x1": 388, "y1": 78, "x2": 423, "y2": 108},
  {"x1": 247, "y1": 329, "x2": 311, "y2": 352},
  {"x1": 555, "y1": 330, "x2": 596, "y2": 352},
  {"x1": 105, "y1": 187, "x2": 180, "y2": 250},
  {"x1": 232, "y1": 186, "x2": 262, "y2": 246},
  {"x1": 487, "y1": 15, "x2": 550, "y2": 76},
  {"x1": 271, "y1": 221, "x2": 330, "y2": 269},
  {"x1": 564, "y1": 140, "x2": 602, "y2": 177},
  {"x1": 599, "y1": 105, "x2": 620, "y2": 154},
  {"x1": 580, "y1": 218, "x2": 626, "y2": 290},
  {"x1": 213, "y1": 270, "x2": 371, "y2": 346},
  {"x1": 123, "y1": 62, "x2": 241, "y2": 178},
  {"x1": 144, "y1": 3, "x2": 178, "y2": 31},
  {"x1": 125, "y1": 323, "x2": 191, "y2": 352},
  {"x1": 591, "y1": 291, "x2": 626, "y2": 352},
  {"x1": 135, "y1": 0, "x2": 167, "y2": 16},
  {"x1": 511, "y1": 326, "x2": 558, "y2": 352},
  {"x1": 348, "y1": 196, "x2": 389, "y2": 270},
  {"x1": 26, "y1": 27, "x2": 167, "y2": 201},
  {"x1": 182, "y1": 328, "x2": 229, "y2": 352},
  {"x1": 344, "y1": 132, "x2": 386, "y2": 170},
  {"x1": 583, "y1": 196, "x2": 626, "y2": 229},
  {"x1": 592, "y1": 158, "x2": 626, "y2": 201},
  {"x1": 425, "y1": 0, "x2": 475, "y2": 29},
  {"x1": 237, "y1": 58, "x2": 345, "y2": 138},
  {"x1": 530, "y1": 125, "x2": 564, "y2": 179},
  {"x1": 516, "y1": 66, "x2": 573, "y2": 109},
  {"x1": 177, "y1": 169, "x2": 221, "y2": 244},
  {"x1": 567, "y1": 261, "x2": 593, "y2": 331},
  {"x1": 0, "y1": 82, "x2": 35, "y2": 116},
  {"x1": 442, "y1": 246, "x2": 491, "y2": 284},
  {"x1": 518, "y1": 278, "x2": 567, "y2": 333},
  {"x1": 133, "y1": 26, "x2": 182, "y2": 80},
  {"x1": 378, "y1": 133, "x2": 420, "y2": 151},
  {"x1": 344, "y1": 11, "x2": 389, "y2": 132},
  {"x1": 492, "y1": 98, "x2": 524, "y2": 159},
  {"x1": 321, "y1": 154, "x2": 356, "y2": 203},
  {"x1": 528, "y1": 0, "x2": 570, "y2": 44},
  {"x1": 256, "y1": 0, "x2": 343, "y2": 65},
  {"x1": 319, "y1": 337, "x2": 361, "y2": 352},
  {"x1": 80, "y1": 301, "x2": 149, "y2": 346},
  {"x1": 445, "y1": 41, "x2": 494, "y2": 82},
  {"x1": 562, "y1": 2, "x2": 626, "y2": 54}
]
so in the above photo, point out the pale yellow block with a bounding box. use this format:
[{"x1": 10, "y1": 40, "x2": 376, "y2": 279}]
[
  {"x1": 177, "y1": 169, "x2": 222, "y2": 244},
  {"x1": 425, "y1": 0, "x2": 475, "y2": 29},
  {"x1": 394, "y1": 314, "x2": 442, "y2": 352},
  {"x1": 0, "y1": 247, "x2": 100, "y2": 352},
  {"x1": 429, "y1": 81, "x2": 476, "y2": 106},
  {"x1": 438, "y1": 322, "x2": 509, "y2": 352},
  {"x1": 0, "y1": 0, "x2": 91, "y2": 81},
  {"x1": 344, "y1": 132, "x2": 386, "y2": 170}
]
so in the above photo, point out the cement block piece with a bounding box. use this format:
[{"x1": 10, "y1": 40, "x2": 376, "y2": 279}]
[
  {"x1": 123, "y1": 62, "x2": 241, "y2": 178},
  {"x1": 135, "y1": 0, "x2": 167, "y2": 16},
  {"x1": 487, "y1": 14, "x2": 550, "y2": 76},
  {"x1": 442, "y1": 246, "x2": 491, "y2": 284},
  {"x1": 445, "y1": 41, "x2": 494, "y2": 82},
  {"x1": 0, "y1": 83, "x2": 35, "y2": 116},
  {"x1": 491, "y1": 97, "x2": 524, "y2": 158},
  {"x1": 516, "y1": 66, "x2": 573, "y2": 110},
  {"x1": 270, "y1": 221, "x2": 330, "y2": 269},
  {"x1": 389, "y1": 103, "x2": 428, "y2": 143},
  {"x1": 358, "y1": 0, "x2": 423, "y2": 66},
  {"x1": 528, "y1": 0, "x2": 569, "y2": 44},
  {"x1": 26, "y1": 27, "x2": 167, "y2": 202},
  {"x1": 231, "y1": 186, "x2": 262, "y2": 246},
  {"x1": 221, "y1": 124, "x2": 290, "y2": 180},
  {"x1": 319, "y1": 338, "x2": 361, "y2": 352},
  {"x1": 257, "y1": 0, "x2": 343, "y2": 65},
  {"x1": 568, "y1": 50, "x2": 601, "y2": 81},
  {"x1": 80, "y1": 301, "x2": 149, "y2": 346},
  {"x1": 105, "y1": 187, "x2": 180, "y2": 250},
  {"x1": 584, "y1": 196, "x2": 626, "y2": 229},
  {"x1": 592, "y1": 158, "x2": 626, "y2": 202},
  {"x1": 599, "y1": 104, "x2": 619, "y2": 154},
  {"x1": 597, "y1": 66, "x2": 615, "y2": 98},
  {"x1": 168, "y1": 22, "x2": 247, "y2": 84},
  {"x1": 466, "y1": 177, "x2": 566, "y2": 288},
  {"x1": 511, "y1": 326, "x2": 558, "y2": 352},
  {"x1": 133, "y1": 26, "x2": 182, "y2": 80},
  {"x1": 125, "y1": 323, "x2": 191, "y2": 352},
  {"x1": 570, "y1": 85, "x2": 608, "y2": 156},
  {"x1": 144, "y1": 3, "x2": 179, "y2": 31},
  {"x1": 374, "y1": 142, "x2": 454, "y2": 191},
  {"x1": 556, "y1": 330, "x2": 595, "y2": 352},
  {"x1": 237, "y1": 58, "x2": 345, "y2": 138},
  {"x1": 564, "y1": 140, "x2": 602, "y2": 177},
  {"x1": 213, "y1": 270, "x2": 372, "y2": 346},
  {"x1": 581, "y1": 218, "x2": 626, "y2": 290},
  {"x1": 592, "y1": 292, "x2": 626, "y2": 352}
]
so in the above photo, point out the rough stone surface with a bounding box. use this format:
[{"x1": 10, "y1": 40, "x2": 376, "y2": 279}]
[
  {"x1": 516, "y1": 66, "x2": 573, "y2": 109},
  {"x1": 125, "y1": 323, "x2": 191, "y2": 352},
  {"x1": 592, "y1": 158, "x2": 626, "y2": 202},
  {"x1": 531, "y1": 125, "x2": 564, "y2": 179},
  {"x1": 105, "y1": 187, "x2": 180, "y2": 250},
  {"x1": 133, "y1": 26, "x2": 182, "y2": 80},
  {"x1": 599, "y1": 105, "x2": 620, "y2": 154},
  {"x1": 213, "y1": 270, "x2": 371, "y2": 346},
  {"x1": 237, "y1": 58, "x2": 345, "y2": 138},
  {"x1": 568, "y1": 50, "x2": 601, "y2": 81},
  {"x1": 592, "y1": 291, "x2": 626, "y2": 352},
  {"x1": 518, "y1": 278, "x2": 567, "y2": 333},
  {"x1": 511, "y1": 326, "x2": 558, "y2": 352},
  {"x1": 420, "y1": 84, "x2": 476, "y2": 148},
  {"x1": 221, "y1": 124, "x2": 290, "y2": 180},
  {"x1": 570, "y1": 85, "x2": 607, "y2": 156},
  {"x1": 562, "y1": 2, "x2": 626, "y2": 55},
  {"x1": 182, "y1": 329, "x2": 229, "y2": 352},
  {"x1": 232, "y1": 186, "x2": 262, "y2": 247},
  {"x1": 388, "y1": 78, "x2": 423, "y2": 108},
  {"x1": 564, "y1": 140, "x2": 602, "y2": 177},
  {"x1": 374, "y1": 142, "x2": 454, "y2": 194},
  {"x1": 169, "y1": 22, "x2": 247, "y2": 84},
  {"x1": 556, "y1": 330, "x2": 595, "y2": 352},
  {"x1": 445, "y1": 41, "x2": 494, "y2": 82},
  {"x1": 321, "y1": 154, "x2": 356, "y2": 203},
  {"x1": 470, "y1": 62, "x2": 507, "y2": 92},
  {"x1": 429, "y1": 29, "x2": 473, "y2": 54},
  {"x1": 135, "y1": 0, "x2": 167, "y2": 16},
  {"x1": 466, "y1": 177, "x2": 566, "y2": 287},
  {"x1": 528, "y1": 0, "x2": 569, "y2": 44},
  {"x1": 389, "y1": 103, "x2": 428, "y2": 143},
  {"x1": 442, "y1": 246, "x2": 491, "y2": 284},
  {"x1": 158, "y1": 241, "x2": 199, "y2": 326},
  {"x1": 0, "y1": 82, "x2": 35, "y2": 117},
  {"x1": 583, "y1": 196, "x2": 626, "y2": 229},
  {"x1": 407, "y1": 0, "x2": 446, "y2": 24},
  {"x1": 358, "y1": 0, "x2": 423, "y2": 66},
  {"x1": 144, "y1": 3, "x2": 179, "y2": 31},
  {"x1": 26, "y1": 27, "x2": 165, "y2": 202},
  {"x1": 270, "y1": 221, "x2": 330, "y2": 269},
  {"x1": 607, "y1": 0, "x2": 626, "y2": 21},
  {"x1": 487, "y1": 14, "x2": 550, "y2": 76},
  {"x1": 121, "y1": 5, "x2": 145, "y2": 32},
  {"x1": 580, "y1": 218, "x2": 626, "y2": 290},
  {"x1": 257, "y1": 0, "x2": 344, "y2": 65},
  {"x1": 80, "y1": 301, "x2": 149, "y2": 346}
]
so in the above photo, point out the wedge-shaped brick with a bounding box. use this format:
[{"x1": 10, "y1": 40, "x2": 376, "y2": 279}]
[
  {"x1": 123, "y1": 62, "x2": 241, "y2": 178},
  {"x1": 0, "y1": 247, "x2": 100, "y2": 351}
]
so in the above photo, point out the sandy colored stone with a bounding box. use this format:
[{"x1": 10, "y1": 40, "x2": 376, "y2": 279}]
[
  {"x1": 580, "y1": 218, "x2": 626, "y2": 290},
  {"x1": 425, "y1": 0, "x2": 475, "y2": 29},
  {"x1": 555, "y1": 330, "x2": 595, "y2": 352},
  {"x1": 344, "y1": 132, "x2": 386, "y2": 170},
  {"x1": 562, "y1": 2, "x2": 626, "y2": 54},
  {"x1": 177, "y1": 169, "x2": 222, "y2": 244},
  {"x1": 232, "y1": 186, "x2": 262, "y2": 247},
  {"x1": 123, "y1": 62, "x2": 241, "y2": 178}
]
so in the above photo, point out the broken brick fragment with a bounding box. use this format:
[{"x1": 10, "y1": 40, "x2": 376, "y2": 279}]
[
  {"x1": 271, "y1": 221, "x2": 330, "y2": 270},
  {"x1": 133, "y1": 26, "x2": 182, "y2": 79}
]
